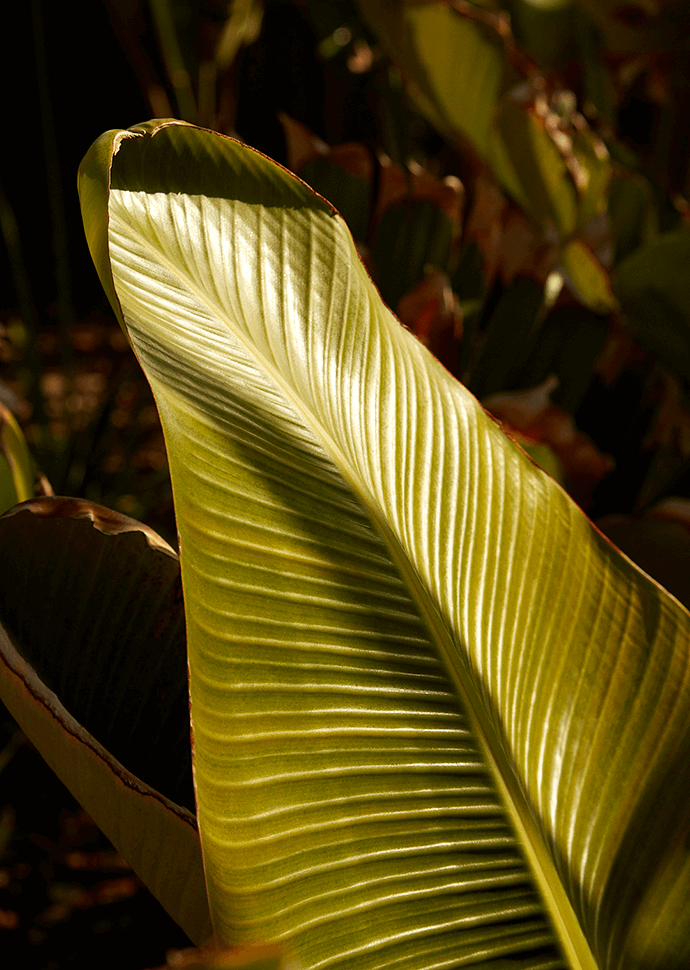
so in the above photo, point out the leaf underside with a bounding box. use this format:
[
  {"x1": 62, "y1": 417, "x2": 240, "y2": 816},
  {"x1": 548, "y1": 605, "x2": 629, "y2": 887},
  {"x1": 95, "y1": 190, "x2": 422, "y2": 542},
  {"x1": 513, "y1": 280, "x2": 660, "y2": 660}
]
[
  {"x1": 0, "y1": 497, "x2": 210, "y2": 943},
  {"x1": 81, "y1": 120, "x2": 690, "y2": 970},
  {"x1": 0, "y1": 497, "x2": 193, "y2": 810}
]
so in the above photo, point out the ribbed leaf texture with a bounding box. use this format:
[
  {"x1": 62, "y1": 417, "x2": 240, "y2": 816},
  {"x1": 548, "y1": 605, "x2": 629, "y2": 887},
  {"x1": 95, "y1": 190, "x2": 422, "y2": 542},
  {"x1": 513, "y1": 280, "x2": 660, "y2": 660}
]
[{"x1": 79, "y1": 120, "x2": 690, "y2": 970}]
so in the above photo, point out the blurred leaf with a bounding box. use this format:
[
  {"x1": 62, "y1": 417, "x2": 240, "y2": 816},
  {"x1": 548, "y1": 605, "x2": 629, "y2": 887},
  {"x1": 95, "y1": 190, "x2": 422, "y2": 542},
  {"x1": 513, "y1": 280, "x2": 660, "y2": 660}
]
[
  {"x1": 559, "y1": 240, "x2": 617, "y2": 313},
  {"x1": 614, "y1": 226, "x2": 690, "y2": 382},
  {"x1": 484, "y1": 376, "x2": 614, "y2": 505},
  {"x1": 572, "y1": 127, "x2": 612, "y2": 232},
  {"x1": 371, "y1": 198, "x2": 453, "y2": 309},
  {"x1": 516, "y1": 304, "x2": 609, "y2": 413},
  {"x1": 575, "y1": 11, "x2": 616, "y2": 124},
  {"x1": 403, "y1": 1, "x2": 505, "y2": 157},
  {"x1": 358, "y1": 0, "x2": 506, "y2": 158},
  {"x1": 0, "y1": 497, "x2": 210, "y2": 944},
  {"x1": 507, "y1": 0, "x2": 577, "y2": 71},
  {"x1": 0, "y1": 454, "x2": 18, "y2": 517},
  {"x1": 597, "y1": 503, "x2": 690, "y2": 610},
  {"x1": 0, "y1": 402, "x2": 36, "y2": 511},
  {"x1": 374, "y1": 156, "x2": 464, "y2": 232},
  {"x1": 149, "y1": 0, "x2": 197, "y2": 121},
  {"x1": 572, "y1": 0, "x2": 680, "y2": 54},
  {"x1": 462, "y1": 175, "x2": 513, "y2": 290},
  {"x1": 453, "y1": 240, "x2": 486, "y2": 375},
  {"x1": 497, "y1": 208, "x2": 549, "y2": 285},
  {"x1": 397, "y1": 268, "x2": 463, "y2": 375},
  {"x1": 453, "y1": 239, "x2": 485, "y2": 303},
  {"x1": 215, "y1": 0, "x2": 264, "y2": 71},
  {"x1": 469, "y1": 276, "x2": 545, "y2": 397},
  {"x1": 490, "y1": 94, "x2": 579, "y2": 237},
  {"x1": 608, "y1": 170, "x2": 659, "y2": 263},
  {"x1": 298, "y1": 156, "x2": 371, "y2": 243}
]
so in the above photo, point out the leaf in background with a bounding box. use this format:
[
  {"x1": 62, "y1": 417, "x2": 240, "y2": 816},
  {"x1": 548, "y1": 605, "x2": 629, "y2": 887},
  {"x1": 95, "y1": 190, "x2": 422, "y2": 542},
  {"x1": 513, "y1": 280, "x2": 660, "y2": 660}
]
[
  {"x1": 0, "y1": 402, "x2": 36, "y2": 511},
  {"x1": 572, "y1": 0, "x2": 673, "y2": 55},
  {"x1": 81, "y1": 119, "x2": 690, "y2": 970},
  {"x1": 559, "y1": 240, "x2": 617, "y2": 314},
  {"x1": 359, "y1": 0, "x2": 605, "y2": 242},
  {"x1": 571, "y1": 125, "x2": 611, "y2": 233},
  {"x1": 357, "y1": 0, "x2": 506, "y2": 160},
  {"x1": 597, "y1": 503, "x2": 690, "y2": 611},
  {"x1": 614, "y1": 226, "x2": 690, "y2": 383},
  {"x1": 483, "y1": 377, "x2": 614, "y2": 507},
  {"x1": 575, "y1": 10, "x2": 616, "y2": 124},
  {"x1": 513, "y1": 305, "x2": 608, "y2": 414},
  {"x1": 214, "y1": 0, "x2": 264, "y2": 72},
  {"x1": 374, "y1": 156, "x2": 464, "y2": 235},
  {"x1": 396, "y1": 269, "x2": 463, "y2": 377},
  {"x1": 149, "y1": 0, "x2": 197, "y2": 122},
  {"x1": 402, "y1": 2, "x2": 505, "y2": 158},
  {"x1": 608, "y1": 170, "x2": 659, "y2": 263},
  {"x1": 279, "y1": 115, "x2": 374, "y2": 246},
  {"x1": 468, "y1": 276, "x2": 545, "y2": 398},
  {"x1": 371, "y1": 198, "x2": 454, "y2": 310},
  {"x1": 0, "y1": 497, "x2": 210, "y2": 944},
  {"x1": 489, "y1": 94, "x2": 578, "y2": 238},
  {"x1": 461, "y1": 176, "x2": 512, "y2": 291},
  {"x1": 507, "y1": 0, "x2": 577, "y2": 71}
]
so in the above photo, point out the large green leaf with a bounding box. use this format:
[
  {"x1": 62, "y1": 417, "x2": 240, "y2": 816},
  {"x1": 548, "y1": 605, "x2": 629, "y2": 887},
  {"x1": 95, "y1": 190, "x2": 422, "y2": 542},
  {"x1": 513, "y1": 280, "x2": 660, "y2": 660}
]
[
  {"x1": 80, "y1": 119, "x2": 690, "y2": 970},
  {"x1": 0, "y1": 497, "x2": 210, "y2": 944}
]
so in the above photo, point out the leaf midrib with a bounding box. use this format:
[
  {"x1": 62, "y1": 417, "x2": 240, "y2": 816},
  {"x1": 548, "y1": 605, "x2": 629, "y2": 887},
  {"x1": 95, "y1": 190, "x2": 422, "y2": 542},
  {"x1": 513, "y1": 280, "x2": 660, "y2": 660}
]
[{"x1": 109, "y1": 173, "x2": 597, "y2": 969}]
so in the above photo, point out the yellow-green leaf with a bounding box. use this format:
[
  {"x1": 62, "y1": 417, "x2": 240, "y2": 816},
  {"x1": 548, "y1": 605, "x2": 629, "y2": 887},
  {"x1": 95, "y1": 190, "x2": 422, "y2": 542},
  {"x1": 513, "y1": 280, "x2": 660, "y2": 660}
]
[
  {"x1": 560, "y1": 240, "x2": 617, "y2": 313},
  {"x1": 0, "y1": 403, "x2": 35, "y2": 511},
  {"x1": 358, "y1": 0, "x2": 505, "y2": 158},
  {"x1": 490, "y1": 98, "x2": 578, "y2": 237},
  {"x1": 81, "y1": 119, "x2": 690, "y2": 970}
]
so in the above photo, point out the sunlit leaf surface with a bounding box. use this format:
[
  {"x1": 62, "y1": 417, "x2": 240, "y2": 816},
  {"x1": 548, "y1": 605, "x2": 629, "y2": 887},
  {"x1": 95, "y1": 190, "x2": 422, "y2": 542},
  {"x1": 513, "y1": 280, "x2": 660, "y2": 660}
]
[{"x1": 80, "y1": 119, "x2": 690, "y2": 970}]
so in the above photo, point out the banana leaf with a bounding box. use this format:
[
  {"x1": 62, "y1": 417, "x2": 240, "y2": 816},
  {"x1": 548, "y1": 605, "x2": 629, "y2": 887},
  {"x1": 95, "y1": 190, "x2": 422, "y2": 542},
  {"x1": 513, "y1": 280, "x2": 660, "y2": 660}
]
[{"x1": 77, "y1": 119, "x2": 690, "y2": 969}]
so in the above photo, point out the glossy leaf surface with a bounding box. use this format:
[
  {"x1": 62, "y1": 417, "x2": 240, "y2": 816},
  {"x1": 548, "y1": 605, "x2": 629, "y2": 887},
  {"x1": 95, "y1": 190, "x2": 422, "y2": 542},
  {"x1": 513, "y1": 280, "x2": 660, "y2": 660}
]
[
  {"x1": 0, "y1": 497, "x2": 210, "y2": 943},
  {"x1": 81, "y1": 119, "x2": 690, "y2": 970}
]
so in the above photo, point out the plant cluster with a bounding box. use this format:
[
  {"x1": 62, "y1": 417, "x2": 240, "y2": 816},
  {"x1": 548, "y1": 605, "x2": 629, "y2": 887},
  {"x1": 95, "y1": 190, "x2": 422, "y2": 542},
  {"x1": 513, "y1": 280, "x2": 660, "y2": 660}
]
[{"x1": 2, "y1": 2, "x2": 690, "y2": 969}]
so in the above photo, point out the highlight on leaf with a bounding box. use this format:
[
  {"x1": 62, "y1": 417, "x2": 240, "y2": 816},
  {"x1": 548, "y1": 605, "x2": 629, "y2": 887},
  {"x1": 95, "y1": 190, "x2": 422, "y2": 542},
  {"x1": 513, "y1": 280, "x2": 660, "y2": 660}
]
[{"x1": 74, "y1": 118, "x2": 690, "y2": 970}]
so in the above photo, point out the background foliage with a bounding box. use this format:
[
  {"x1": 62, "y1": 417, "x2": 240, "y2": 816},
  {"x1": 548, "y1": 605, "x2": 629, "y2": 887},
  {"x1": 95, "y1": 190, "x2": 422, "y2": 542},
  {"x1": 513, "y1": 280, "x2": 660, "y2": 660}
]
[{"x1": 2, "y1": 0, "x2": 690, "y2": 966}]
